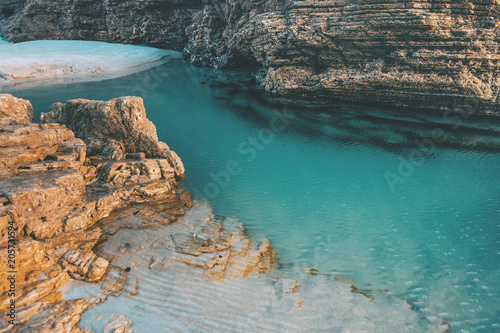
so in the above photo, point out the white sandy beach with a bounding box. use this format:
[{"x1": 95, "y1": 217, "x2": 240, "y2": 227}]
[{"x1": 0, "y1": 39, "x2": 180, "y2": 86}]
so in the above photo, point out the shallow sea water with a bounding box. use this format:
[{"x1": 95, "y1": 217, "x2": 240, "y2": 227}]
[{"x1": 4, "y1": 59, "x2": 500, "y2": 332}]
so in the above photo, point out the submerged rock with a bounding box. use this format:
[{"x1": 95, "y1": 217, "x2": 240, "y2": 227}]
[
  {"x1": 91, "y1": 199, "x2": 278, "y2": 283},
  {"x1": 68, "y1": 200, "x2": 447, "y2": 333},
  {"x1": 101, "y1": 266, "x2": 129, "y2": 297},
  {"x1": 103, "y1": 314, "x2": 133, "y2": 333}
]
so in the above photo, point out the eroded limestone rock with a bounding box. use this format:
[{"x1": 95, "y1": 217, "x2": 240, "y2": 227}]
[
  {"x1": 40, "y1": 96, "x2": 185, "y2": 180},
  {"x1": 183, "y1": 0, "x2": 500, "y2": 114},
  {"x1": 95, "y1": 200, "x2": 278, "y2": 283},
  {"x1": 55, "y1": 250, "x2": 110, "y2": 282},
  {"x1": 103, "y1": 314, "x2": 133, "y2": 333},
  {"x1": 6, "y1": 299, "x2": 90, "y2": 333},
  {"x1": 0, "y1": 121, "x2": 86, "y2": 178},
  {"x1": 0, "y1": 94, "x2": 190, "y2": 332},
  {"x1": 0, "y1": 93, "x2": 279, "y2": 332}
]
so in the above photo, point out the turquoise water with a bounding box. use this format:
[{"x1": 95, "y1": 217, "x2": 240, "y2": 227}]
[{"x1": 4, "y1": 60, "x2": 500, "y2": 332}]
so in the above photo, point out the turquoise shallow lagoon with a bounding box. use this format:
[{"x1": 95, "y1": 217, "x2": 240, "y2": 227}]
[{"x1": 4, "y1": 59, "x2": 500, "y2": 332}]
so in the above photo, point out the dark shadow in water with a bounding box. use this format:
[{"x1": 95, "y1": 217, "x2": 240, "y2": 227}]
[{"x1": 198, "y1": 68, "x2": 500, "y2": 155}]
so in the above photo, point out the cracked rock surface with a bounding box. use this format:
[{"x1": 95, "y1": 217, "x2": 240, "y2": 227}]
[{"x1": 0, "y1": 93, "x2": 190, "y2": 332}]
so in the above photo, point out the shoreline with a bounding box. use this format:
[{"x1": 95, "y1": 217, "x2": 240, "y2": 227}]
[
  {"x1": 0, "y1": 39, "x2": 496, "y2": 330},
  {"x1": 1, "y1": 1, "x2": 498, "y2": 115},
  {"x1": 0, "y1": 94, "x2": 188, "y2": 331},
  {"x1": 2, "y1": 39, "x2": 499, "y2": 122},
  {"x1": 0, "y1": 40, "x2": 181, "y2": 89}
]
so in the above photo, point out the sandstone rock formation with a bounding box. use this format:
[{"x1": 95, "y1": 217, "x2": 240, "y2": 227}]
[
  {"x1": 0, "y1": 93, "x2": 190, "y2": 332},
  {"x1": 40, "y1": 97, "x2": 185, "y2": 181},
  {"x1": 1, "y1": 0, "x2": 499, "y2": 114},
  {"x1": 183, "y1": 0, "x2": 500, "y2": 115}
]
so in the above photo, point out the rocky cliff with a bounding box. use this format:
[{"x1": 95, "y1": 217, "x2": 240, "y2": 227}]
[
  {"x1": 0, "y1": 0, "x2": 202, "y2": 50},
  {"x1": 1, "y1": 0, "x2": 499, "y2": 114},
  {"x1": 0, "y1": 94, "x2": 189, "y2": 331}
]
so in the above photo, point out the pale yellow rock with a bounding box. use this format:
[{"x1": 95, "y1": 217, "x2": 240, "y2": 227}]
[
  {"x1": 0, "y1": 95, "x2": 191, "y2": 331},
  {"x1": 0, "y1": 94, "x2": 34, "y2": 125}
]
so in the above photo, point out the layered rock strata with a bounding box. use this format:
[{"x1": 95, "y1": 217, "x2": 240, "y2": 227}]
[
  {"x1": 0, "y1": 93, "x2": 273, "y2": 332},
  {"x1": 1, "y1": 0, "x2": 499, "y2": 114},
  {"x1": 94, "y1": 200, "x2": 277, "y2": 288}
]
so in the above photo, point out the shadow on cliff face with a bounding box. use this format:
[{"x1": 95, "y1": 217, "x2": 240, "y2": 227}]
[{"x1": 1, "y1": 0, "x2": 499, "y2": 116}]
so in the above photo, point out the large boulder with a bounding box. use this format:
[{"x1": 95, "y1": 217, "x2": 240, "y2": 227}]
[{"x1": 40, "y1": 96, "x2": 185, "y2": 180}]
